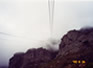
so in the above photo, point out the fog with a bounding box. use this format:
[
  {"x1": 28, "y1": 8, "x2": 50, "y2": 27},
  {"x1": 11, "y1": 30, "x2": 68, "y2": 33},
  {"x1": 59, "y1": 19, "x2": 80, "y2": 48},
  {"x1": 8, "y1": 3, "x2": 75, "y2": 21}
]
[{"x1": 0, "y1": 0, "x2": 93, "y2": 66}]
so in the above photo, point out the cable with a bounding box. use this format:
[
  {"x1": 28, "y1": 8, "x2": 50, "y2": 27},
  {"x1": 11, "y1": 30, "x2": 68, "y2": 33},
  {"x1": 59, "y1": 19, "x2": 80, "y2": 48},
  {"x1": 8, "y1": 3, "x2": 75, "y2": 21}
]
[{"x1": 48, "y1": 0, "x2": 55, "y2": 37}]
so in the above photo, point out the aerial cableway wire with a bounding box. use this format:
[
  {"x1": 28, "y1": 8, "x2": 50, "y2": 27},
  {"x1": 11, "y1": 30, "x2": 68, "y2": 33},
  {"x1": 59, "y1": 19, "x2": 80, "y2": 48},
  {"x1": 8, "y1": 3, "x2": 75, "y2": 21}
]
[{"x1": 48, "y1": 0, "x2": 55, "y2": 37}]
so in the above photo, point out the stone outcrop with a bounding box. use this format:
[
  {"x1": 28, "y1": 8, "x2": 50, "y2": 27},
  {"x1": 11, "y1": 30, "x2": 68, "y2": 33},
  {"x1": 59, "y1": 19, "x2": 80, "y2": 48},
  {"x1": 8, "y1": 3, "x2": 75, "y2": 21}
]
[
  {"x1": 8, "y1": 48, "x2": 58, "y2": 68},
  {"x1": 8, "y1": 53, "x2": 24, "y2": 68},
  {"x1": 58, "y1": 28, "x2": 93, "y2": 60},
  {"x1": 40, "y1": 28, "x2": 93, "y2": 68},
  {"x1": 21, "y1": 48, "x2": 58, "y2": 68},
  {"x1": 8, "y1": 28, "x2": 93, "y2": 68}
]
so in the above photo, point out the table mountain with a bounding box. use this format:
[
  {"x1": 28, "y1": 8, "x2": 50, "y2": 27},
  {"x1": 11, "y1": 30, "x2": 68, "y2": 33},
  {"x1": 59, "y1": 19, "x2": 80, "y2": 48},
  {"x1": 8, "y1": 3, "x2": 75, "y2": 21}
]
[{"x1": 8, "y1": 28, "x2": 93, "y2": 68}]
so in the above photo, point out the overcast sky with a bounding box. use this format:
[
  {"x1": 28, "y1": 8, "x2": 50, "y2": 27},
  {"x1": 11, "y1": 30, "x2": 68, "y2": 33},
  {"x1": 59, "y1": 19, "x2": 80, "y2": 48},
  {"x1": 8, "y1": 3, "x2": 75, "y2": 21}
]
[{"x1": 0, "y1": 0, "x2": 93, "y2": 66}]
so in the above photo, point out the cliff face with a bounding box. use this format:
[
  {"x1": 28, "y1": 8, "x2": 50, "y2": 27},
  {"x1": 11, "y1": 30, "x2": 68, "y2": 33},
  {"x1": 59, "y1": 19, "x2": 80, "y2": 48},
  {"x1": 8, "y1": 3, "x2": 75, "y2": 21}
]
[
  {"x1": 41, "y1": 28, "x2": 93, "y2": 68},
  {"x1": 59, "y1": 29, "x2": 93, "y2": 57},
  {"x1": 21, "y1": 48, "x2": 58, "y2": 68},
  {"x1": 8, "y1": 28, "x2": 93, "y2": 68},
  {"x1": 8, "y1": 53, "x2": 24, "y2": 68},
  {"x1": 8, "y1": 48, "x2": 57, "y2": 68}
]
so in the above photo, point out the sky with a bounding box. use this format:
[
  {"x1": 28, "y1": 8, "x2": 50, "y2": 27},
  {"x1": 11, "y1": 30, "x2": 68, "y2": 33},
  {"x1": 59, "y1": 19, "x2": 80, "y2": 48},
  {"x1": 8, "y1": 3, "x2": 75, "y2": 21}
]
[{"x1": 0, "y1": 0, "x2": 93, "y2": 66}]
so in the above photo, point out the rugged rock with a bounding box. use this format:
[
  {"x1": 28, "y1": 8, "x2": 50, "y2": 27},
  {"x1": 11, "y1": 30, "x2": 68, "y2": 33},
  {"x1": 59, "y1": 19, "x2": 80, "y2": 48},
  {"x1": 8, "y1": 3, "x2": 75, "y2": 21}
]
[
  {"x1": 8, "y1": 28, "x2": 93, "y2": 68},
  {"x1": 40, "y1": 28, "x2": 93, "y2": 68},
  {"x1": 8, "y1": 48, "x2": 58, "y2": 68},
  {"x1": 8, "y1": 52, "x2": 24, "y2": 68},
  {"x1": 58, "y1": 29, "x2": 93, "y2": 58},
  {"x1": 21, "y1": 48, "x2": 58, "y2": 68}
]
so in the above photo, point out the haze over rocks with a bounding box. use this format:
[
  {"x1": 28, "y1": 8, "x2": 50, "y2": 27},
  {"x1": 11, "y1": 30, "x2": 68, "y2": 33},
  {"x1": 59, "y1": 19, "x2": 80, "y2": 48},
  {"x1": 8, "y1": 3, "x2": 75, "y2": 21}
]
[
  {"x1": 8, "y1": 48, "x2": 58, "y2": 68},
  {"x1": 58, "y1": 28, "x2": 93, "y2": 57},
  {"x1": 8, "y1": 28, "x2": 93, "y2": 68}
]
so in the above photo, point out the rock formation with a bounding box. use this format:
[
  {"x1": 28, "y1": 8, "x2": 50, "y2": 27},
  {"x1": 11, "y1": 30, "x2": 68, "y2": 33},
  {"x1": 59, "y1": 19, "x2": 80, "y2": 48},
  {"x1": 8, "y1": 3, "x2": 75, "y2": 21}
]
[
  {"x1": 8, "y1": 28, "x2": 93, "y2": 68},
  {"x1": 8, "y1": 48, "x2": 57, "y2": 68},
  {"x1": 8, "y1": 53, "x2": 24, "y2": 68},
  {"x1": 40, "y1": 28, "x2": 93, "y2": 68}
]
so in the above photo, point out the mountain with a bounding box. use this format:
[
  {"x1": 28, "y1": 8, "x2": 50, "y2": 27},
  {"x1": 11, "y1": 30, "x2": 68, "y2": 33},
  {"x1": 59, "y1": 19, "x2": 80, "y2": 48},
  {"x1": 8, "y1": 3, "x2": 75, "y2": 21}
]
[
  {"x1": 8, "y1": 48, "x2": 57, "y2": 68},
  {"x1": 8, "y1": 28, "x2": 93, "y2": 68}
]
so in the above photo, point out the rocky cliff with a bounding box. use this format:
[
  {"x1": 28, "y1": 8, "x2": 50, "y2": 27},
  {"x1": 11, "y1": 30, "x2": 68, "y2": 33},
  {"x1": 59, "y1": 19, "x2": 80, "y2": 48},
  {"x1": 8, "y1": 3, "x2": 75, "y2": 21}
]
[
  {"x1": 8, "y1": 28, "x2": 93, "y2": 68},
  {"x1": 8, "y1": 48, "x2": 58, "y2": 68}
]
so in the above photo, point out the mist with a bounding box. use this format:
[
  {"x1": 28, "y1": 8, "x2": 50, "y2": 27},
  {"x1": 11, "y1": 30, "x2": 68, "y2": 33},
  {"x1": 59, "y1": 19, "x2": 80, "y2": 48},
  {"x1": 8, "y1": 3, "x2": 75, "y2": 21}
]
[{"x1": 0, "y1": 0, "x2": 93, "y2": 66}]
